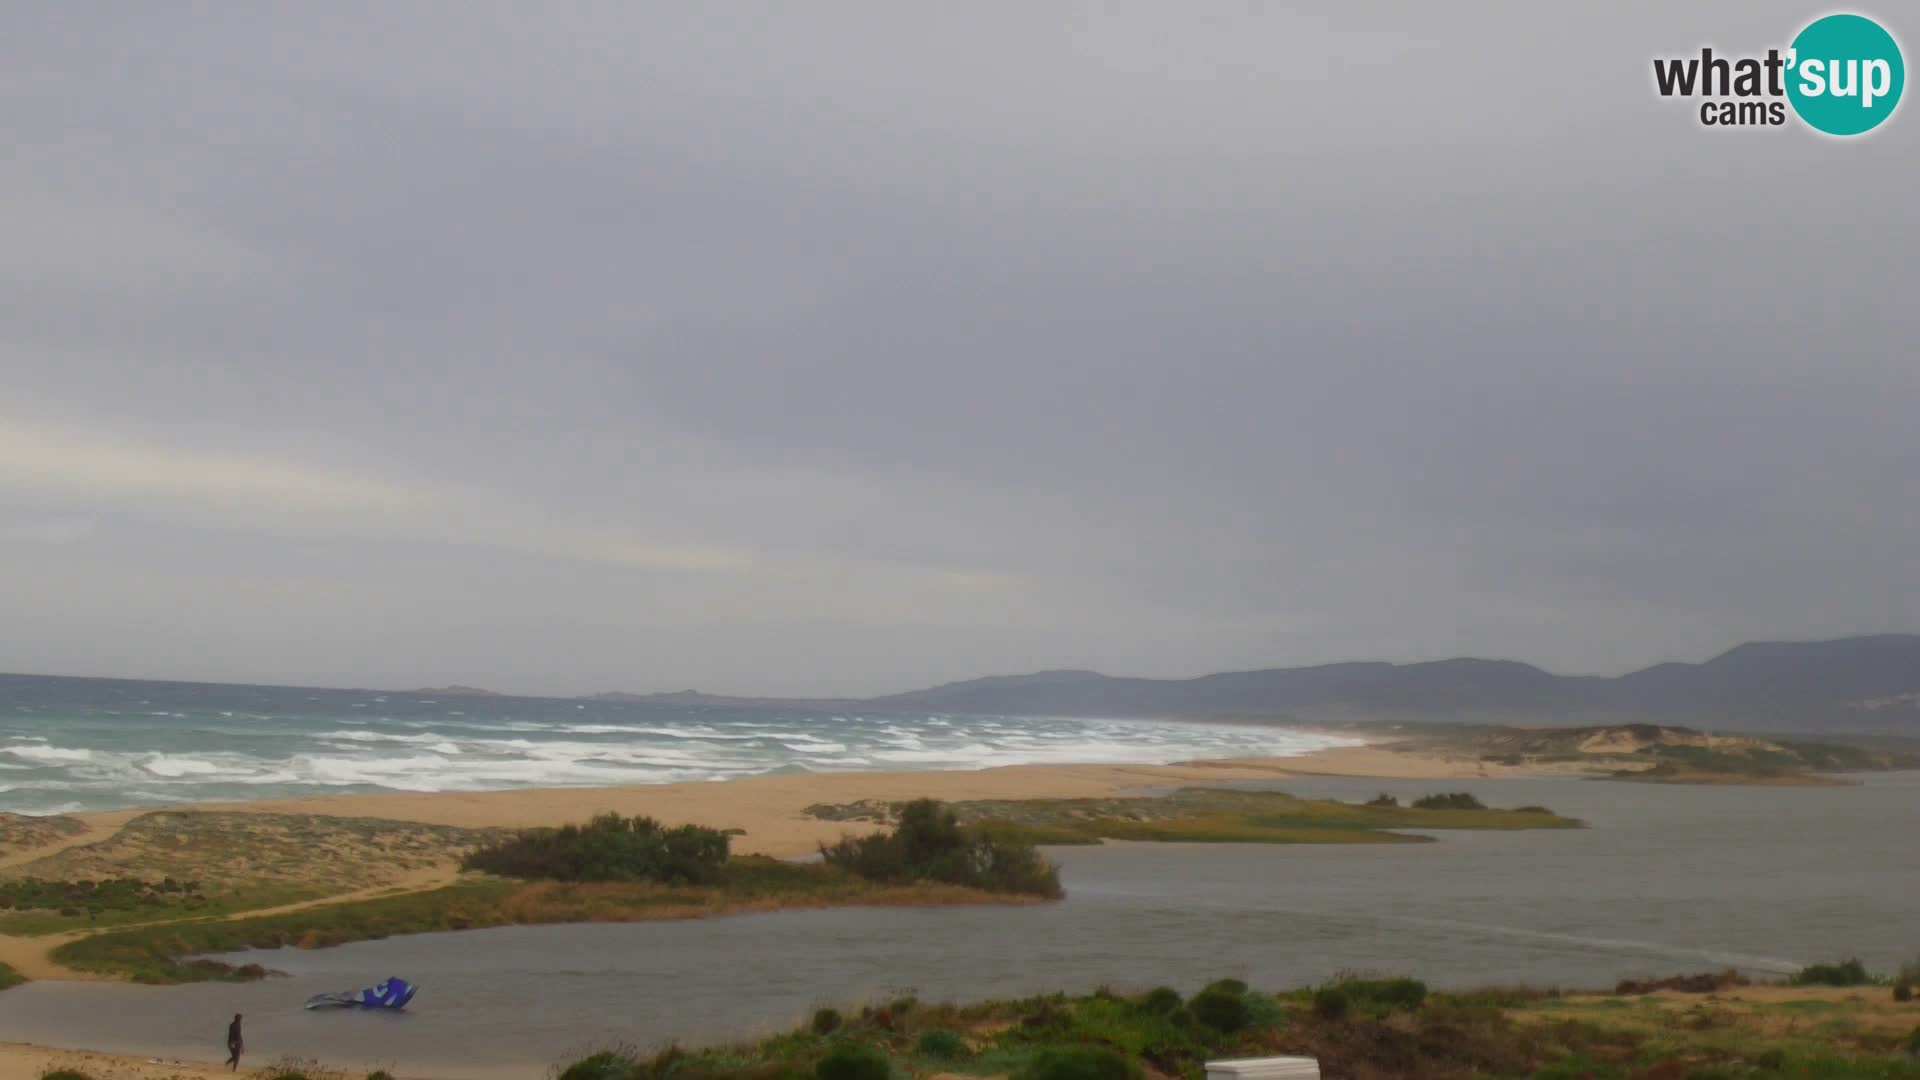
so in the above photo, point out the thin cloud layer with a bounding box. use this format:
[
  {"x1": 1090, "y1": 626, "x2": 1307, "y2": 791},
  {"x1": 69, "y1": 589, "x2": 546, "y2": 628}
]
[{"x1": 2, "y1": 4, "x2": 1915, "y2": 695}]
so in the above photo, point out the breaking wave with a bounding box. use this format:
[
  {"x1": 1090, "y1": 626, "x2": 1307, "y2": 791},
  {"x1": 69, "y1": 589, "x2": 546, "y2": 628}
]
[{"x1": 0, "y1": 684, "x2": 1358, "y2": 814}]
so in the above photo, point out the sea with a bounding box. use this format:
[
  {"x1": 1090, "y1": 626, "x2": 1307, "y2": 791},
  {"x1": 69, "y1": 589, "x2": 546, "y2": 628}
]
[{"x1": 0, "y1": 673, "x2": 1356, "y2": 815}]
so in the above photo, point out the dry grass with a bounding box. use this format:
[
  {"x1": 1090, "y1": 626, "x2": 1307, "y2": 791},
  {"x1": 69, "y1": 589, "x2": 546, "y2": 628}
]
[
  {"x1": 1, "y1": 811, "x2": 503, "y2": 894},
  {"x1": 0, "y1": 813, "x2": 88, "y2": 860}
]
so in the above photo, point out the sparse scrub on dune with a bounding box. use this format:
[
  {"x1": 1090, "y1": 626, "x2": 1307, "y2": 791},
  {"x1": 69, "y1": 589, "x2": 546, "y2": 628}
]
[{"x1": 40, "y1": 1070, "x2": 97, "y2": 1080}]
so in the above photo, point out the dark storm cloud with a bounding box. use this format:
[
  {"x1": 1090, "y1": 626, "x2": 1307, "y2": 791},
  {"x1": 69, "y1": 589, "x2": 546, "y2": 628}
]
[{"x1": 2, "y1": 3, "x2": 1915, "y2": 694}]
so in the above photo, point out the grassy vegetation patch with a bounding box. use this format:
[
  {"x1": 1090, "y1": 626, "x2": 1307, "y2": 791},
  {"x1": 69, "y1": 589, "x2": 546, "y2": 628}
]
[
  {"x1": 52, "y1": 851, "x2": 1047, "y2": 983},
  {"x1": 0, "y1": 959, "x2": 25, "y2": 991},
  {"x1": 544, "y1": 976, "x2": 1920, "y2": 1080},
  {"x1": 807, "y1": 788, "x2": 1579, "y2": 846}
]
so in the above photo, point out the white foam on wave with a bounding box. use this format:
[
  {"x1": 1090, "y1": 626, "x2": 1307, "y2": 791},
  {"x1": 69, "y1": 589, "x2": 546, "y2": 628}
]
[
  {"x1": 3, "y1": 744, "x2": 95, "y2": 764},
  {"x1": 141, "y1": 755, "x2": 223, "y2": 778},
  {"x1": 0, "y1": 702, "x2": 1362, "y2": 814}
]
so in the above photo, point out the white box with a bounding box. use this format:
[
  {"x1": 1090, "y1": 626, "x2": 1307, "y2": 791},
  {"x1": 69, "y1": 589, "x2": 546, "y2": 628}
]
[{"x1": 1205, "y1": 1057, "x2": 1321, "y2": 1080}]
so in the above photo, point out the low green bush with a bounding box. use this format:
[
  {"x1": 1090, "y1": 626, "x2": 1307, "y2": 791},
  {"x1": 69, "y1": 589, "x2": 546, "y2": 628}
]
[
  {"x1": 40, "y1": 1070, "x2": 96, "y2": 1080},
  {"x1": 462, "y1": 813, "x2": 729, "y2": 885},
  {"x1": 1411, "y1": 792, "x2": 1486, "y2": 810},
  {"x1": 1312, "y1": 987, "x2": 1350, "y2": 1020},
  {"x1": 556, "y1": 1050, "x2": 644, "y2": 1080},
  {"x1": 815, "y1": 1043, "x2": 890, "y2": 1080},
  {"x1": 1140, "y1": 986, "x2": 1183, "y2": 1015},
  {"x1": 811, "y1": 1008, "x2": 843, "y2": 1035},
  {"x1": 1337, "y1": 976, "x2": 1428, "y2": 1013},
  {"x1": 1790, "y1": 959, "x2": 1875, "y2": 987},
  {"x1": 1016, "y1": 1046, "x2": 1141, "y2": 1080},
  {"x1": 1894, "y1": 981, "x2": 1914, "y2": 1003},
  {"x1": 914, "y1": 1029, "x2": 969, "y2": 1060},
  {"x1": 1190, "y1": 987, "x2": 1252, "y2": 1032},
  {"x1": 819, "y1": 799, "x2": 1061, "y2": 898}
]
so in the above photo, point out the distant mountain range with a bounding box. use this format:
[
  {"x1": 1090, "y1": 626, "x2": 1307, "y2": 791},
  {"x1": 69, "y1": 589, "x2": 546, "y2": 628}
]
[{"x1": 595, "y1": 634, "x2": 1920, "y2": 735}]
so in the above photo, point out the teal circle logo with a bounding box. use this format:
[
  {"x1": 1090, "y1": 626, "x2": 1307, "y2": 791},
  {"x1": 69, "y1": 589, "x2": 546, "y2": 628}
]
[{"x1": 1787, "y1": 14, "x2": 1905, "y2": 135}]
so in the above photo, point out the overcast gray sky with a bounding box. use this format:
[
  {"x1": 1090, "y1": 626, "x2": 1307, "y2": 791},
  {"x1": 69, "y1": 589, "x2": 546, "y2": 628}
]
[{"x1": 2, "y1": 3, "x2": 1915, "y2": 696}]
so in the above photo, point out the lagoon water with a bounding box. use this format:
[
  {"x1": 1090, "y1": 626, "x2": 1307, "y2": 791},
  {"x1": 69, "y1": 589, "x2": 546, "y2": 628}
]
[{"x1": 3, "y1": 772, "x2": 1916, "y2": 1073}]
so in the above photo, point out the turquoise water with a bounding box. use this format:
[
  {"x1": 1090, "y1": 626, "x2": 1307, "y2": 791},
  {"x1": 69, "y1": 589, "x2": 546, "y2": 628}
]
[{"x1": 0, "y1": 673, "x2": 1353, "y2": 814}]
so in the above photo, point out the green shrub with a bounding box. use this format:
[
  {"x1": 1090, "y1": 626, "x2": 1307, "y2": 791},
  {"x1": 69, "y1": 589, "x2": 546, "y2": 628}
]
[
  {"x1": 1190, "y1": 987, "x2": 1252, "y2": 1033},
  {"x1": 889, "y1": 995, "x2": 917, "y2": 1015},
  {"x1": 815, "y1": 1043, "x2": 890, "y2": 1080},
  {"x1": 1312, "y1": 987, "x2": 1350, "y2": 1021},
  {"x1": 1909, "y1": 1025, "x2": 1920, "y2": 1057},
  {"x1": 1241, "y1": 991, "x2": 1288, "y2": 1029},
  {"x1": 367, "y1": 1072, "x2": 396, "y2": 1080},
  {"x1": 1201, "y1": 977, "x2": 1248, "y2": 997},
  {"x1": 1365, "y1": 793, "x2": 1399, "y2": 807},
  {"x1": 811, "y1": 1008, "x2": 843, "y2": 1035},
  {"x1": 1895, "y1": 981, "x2": 1914, "y2": 1003},
  {"x1": 819, "y1": 799, "x2": 1061, "y2": 898},
  {"x1": 1754, "y1": 1049, "x2": 1787, "y2": 1070},
  {"x1": 1016, "y1": 1046, "x2": 1141, "y2": 1080},
  {"x1": 462, "y1": 813, "x2": 729, "y2": 884},
  {"x1": 1338, "y1": 976, "x2": 1428, "y2": 1013},
  {"x1": 914, "y1": 1029, "x2": 969, "y2": 1060},
  {"x1": 40, "y1": 1071, "x2": 96, "y2": 1080},
  {"x1": 1411, "y1": 792, "x2": 1486, "y2": 810},
  {"x1": 1790, "y1": 959, "x2": 1874, "y2": 987},
  {"x1": 556, "y1": 1051, "x2": 644, "y2": 1080},
  {"x1": 1141, "y1": 986, "x2": 1183, "y2": 1014}
]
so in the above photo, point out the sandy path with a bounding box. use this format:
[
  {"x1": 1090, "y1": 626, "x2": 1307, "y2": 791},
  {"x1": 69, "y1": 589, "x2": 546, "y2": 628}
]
[
  {"x1": 0, "y1": 810, "x2": 144, "y2": 872},
  {"x1": 0, "y1": 865, "x2": 463, "y2": 982}
]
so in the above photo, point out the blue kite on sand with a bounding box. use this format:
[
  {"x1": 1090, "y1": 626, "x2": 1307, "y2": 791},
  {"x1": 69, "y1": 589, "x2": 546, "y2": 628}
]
[{"x1": 304, "y1": 976, "x2": 417, "y2": 1010}]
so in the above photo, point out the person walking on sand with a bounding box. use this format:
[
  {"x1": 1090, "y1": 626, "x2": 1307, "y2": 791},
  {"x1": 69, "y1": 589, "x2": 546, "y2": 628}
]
[{"x1": 226, "y1": 1013, "x2": 244, "y2": 1070}]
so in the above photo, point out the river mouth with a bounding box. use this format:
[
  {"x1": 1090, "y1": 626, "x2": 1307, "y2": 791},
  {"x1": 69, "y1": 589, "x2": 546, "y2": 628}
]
[{"x1": 4, "y1": 772, "x2": 1915, "y2": 1071}]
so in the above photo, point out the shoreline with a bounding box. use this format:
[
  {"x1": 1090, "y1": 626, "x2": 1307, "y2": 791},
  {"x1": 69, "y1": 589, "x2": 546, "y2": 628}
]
[
  {"x1": 0, "y1": 739, "x2": 1861, "y2": 1077},
  {"x1": 51, "y1": 736, "x2": 1581, "y2": 858}
]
